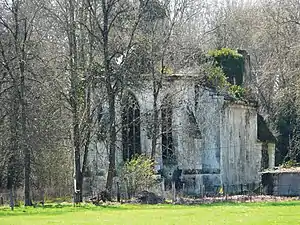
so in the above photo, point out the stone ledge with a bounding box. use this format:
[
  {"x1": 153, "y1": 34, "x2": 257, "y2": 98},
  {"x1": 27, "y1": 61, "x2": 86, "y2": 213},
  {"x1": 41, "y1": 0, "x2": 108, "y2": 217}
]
[{"x1": 182, "y1": 169, "x2": 221, "y2": 175}]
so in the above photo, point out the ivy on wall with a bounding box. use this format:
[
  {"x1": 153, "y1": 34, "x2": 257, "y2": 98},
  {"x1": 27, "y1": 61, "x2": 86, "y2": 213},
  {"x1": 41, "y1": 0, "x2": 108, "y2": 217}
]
[{"x1": 202, "y1": 48, "x2": 246, "y2": 100}]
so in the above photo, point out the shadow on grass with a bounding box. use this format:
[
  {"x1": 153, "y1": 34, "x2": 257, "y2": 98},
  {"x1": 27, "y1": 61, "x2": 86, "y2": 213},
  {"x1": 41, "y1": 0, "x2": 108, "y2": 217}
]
[
  {"x1": 117, "y1": 200, "x2": 300, "y2": 210},
  {"x1": 1, "y1": 200, "x2": 300, "y2": 217},
  {"x1": 0, "y1": 203, "x2": 128, "y2": 217}
]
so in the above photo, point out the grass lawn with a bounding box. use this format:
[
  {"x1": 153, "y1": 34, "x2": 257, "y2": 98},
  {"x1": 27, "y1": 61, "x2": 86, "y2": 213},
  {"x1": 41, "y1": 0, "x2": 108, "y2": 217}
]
[{"x1": 0, "y1": 201, "x2": 300, "y2": 225}]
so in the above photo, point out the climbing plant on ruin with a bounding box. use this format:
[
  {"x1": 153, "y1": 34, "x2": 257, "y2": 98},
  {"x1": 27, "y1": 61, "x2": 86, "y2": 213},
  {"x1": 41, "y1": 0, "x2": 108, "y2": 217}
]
[
  {"x1": 201, "y1": 48, "x2": 246, "y2": 100},
  {"x1": 208, "y1": 48, "x2": 245, "y2": 85}
]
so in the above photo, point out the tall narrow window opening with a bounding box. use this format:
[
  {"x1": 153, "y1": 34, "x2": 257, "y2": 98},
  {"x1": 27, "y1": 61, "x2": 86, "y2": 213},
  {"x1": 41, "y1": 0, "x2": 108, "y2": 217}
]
[
  {"x1": 122, "y1": 92, "x2": 141, "y2": 161},
  {"x1": 161, "y1": 95, "x2": 175, "y2": 164}
]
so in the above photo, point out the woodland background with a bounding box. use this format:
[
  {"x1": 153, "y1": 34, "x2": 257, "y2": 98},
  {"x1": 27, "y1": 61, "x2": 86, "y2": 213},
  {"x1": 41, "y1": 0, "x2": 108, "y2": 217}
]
[{"x1": 1, "y1": 0, "x2": 299, "y2": 205}]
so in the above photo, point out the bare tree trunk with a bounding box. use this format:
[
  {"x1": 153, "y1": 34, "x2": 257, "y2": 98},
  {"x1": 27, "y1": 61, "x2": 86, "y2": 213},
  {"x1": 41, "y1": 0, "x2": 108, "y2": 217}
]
[
  {"x1": 74, "y1": 116, "x2": 82, "y2": 202},
  {"x1": 99, "y1": 1, "x2": 117, "y2": 194},
  {"x1": 21, "y1": 62, "x2": 31, "y2": 206},
  {"x1": 106, "y1": 93, "x2": 117, "y2": 194},
  {"x1": 80, "y1": 7, "x2": 93, "y2": 190},
  {"x1": 68, "y1": 0, "x2": 82, "y2": 202},
  {"x1": 7, "y1": 152, "x2": 16, "y2": 211},
  {"x1": 11, "y1": 0, "x2": 32, "y2": 206},
  {"x1": 6, "y1": 76, "x2": 19, "y2": 210},
  {"x1": 9, "y1": 188, "x2": 14, "y2": 211},
  {"x1": 19, "y1": 22, "x2": 31, "y2": 206}
]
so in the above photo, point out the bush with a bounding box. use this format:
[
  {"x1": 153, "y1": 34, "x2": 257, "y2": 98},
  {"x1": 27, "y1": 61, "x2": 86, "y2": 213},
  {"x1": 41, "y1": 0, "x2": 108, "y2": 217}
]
[
  {"x1": 208, "y1": 48, "x2": 244, "y2": 85},
  {"x1": 120, "y1": 155, "x2": 157, "y2": 198},
  {"x1": 229, "y1": 85, "x2": 246, "y2": 99},
  {"x1": 208, "y1": 48, "x2": 243, "y2": 59},
  {"x1": 204, "y1": 65, "x2": 246, "y2": 100},
  {"x1": 206, "y1": 66, "x2": 229, "y2": 91}
]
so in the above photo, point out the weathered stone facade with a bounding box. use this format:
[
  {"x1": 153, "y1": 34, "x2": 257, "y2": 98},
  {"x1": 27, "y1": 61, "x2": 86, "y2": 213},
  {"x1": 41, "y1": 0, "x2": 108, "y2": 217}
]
[
  {"x1": 83, "y1": 51, "x2": 276, "y2": 196},
  {"x1": 83, "y1": 73, "x2": 275, "y2": 196}
]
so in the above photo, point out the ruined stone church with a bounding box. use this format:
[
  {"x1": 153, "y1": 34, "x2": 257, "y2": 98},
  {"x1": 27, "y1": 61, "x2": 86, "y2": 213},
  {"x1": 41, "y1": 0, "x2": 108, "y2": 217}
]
[{"x1": 83, "y1": 50, "x2": 276, "y2": 196}]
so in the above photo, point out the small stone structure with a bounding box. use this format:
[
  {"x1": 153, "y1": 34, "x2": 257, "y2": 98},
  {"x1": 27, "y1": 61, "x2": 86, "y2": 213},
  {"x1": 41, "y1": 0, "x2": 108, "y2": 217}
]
[
  {"x1": 262, "y1": 168, "x2": 300, "y2": 196},
  {"x1": 84, "y1": 50, "x2": 276, "y2": 196}
]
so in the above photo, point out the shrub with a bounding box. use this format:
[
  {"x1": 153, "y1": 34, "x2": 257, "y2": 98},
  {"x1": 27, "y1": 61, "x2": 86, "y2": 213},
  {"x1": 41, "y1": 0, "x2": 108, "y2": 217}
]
[
  {"x1": 204, "y1": 65, "x2": 246, "y2": 100},
  {"x1": 208, "y1": 48, "x2": 244, "y2": 85},
  {"x1": 206, "y1": 66, "x2": 229, "y2": 91},
  {"x1": 229, "y1": 84, "x2": 246, "y2": 99},
  {"x1": 120, "y1": 155, "x2": 157, "y2": 198}
]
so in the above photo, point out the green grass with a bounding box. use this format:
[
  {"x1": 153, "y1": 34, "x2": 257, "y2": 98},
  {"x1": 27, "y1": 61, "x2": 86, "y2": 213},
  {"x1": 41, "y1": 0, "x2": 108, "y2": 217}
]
[{"x1": 0, "y1": 201, "x2": 300, "y2": 225}]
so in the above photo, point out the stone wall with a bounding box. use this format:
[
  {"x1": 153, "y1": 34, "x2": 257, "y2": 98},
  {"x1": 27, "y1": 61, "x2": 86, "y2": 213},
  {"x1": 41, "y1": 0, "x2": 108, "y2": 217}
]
[
  {"x1": 220, "y1": 103, "x2": 262, "y2": 187},
  {"x1": 174, "y1": 79, "x2": 262, "y2": 194},
  {"x1": 84, "y1": 77, "x2": 263, "y2": 196},
  {"x1": 263, "y1": 172, "x2": 300, "y2": 196}
]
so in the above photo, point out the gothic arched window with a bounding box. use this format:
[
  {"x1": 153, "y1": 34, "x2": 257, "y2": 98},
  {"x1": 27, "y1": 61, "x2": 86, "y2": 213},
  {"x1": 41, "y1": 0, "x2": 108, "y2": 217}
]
[{"x1": 122, "y1": 92, "x2": 141, "y2": 161}]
